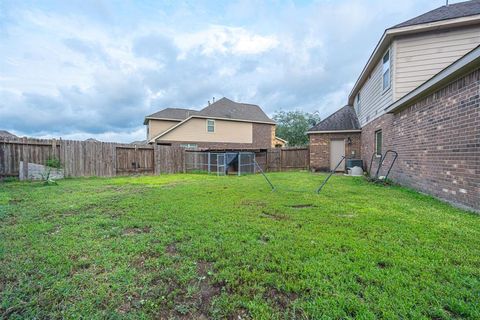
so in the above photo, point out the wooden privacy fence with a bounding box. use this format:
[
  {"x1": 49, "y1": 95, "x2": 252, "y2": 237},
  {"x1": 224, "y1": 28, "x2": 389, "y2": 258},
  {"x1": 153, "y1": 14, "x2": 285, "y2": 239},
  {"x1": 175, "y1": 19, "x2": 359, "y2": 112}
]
[
  {"x1": 0, "y1": 137, "x2": 309, "y2": 179},
  {"x1": 0, "y1": 137, "x2": 186, "y2": 179},
  {"x1": 264, "y1": 147, "x2": 309, "y2": 171}
]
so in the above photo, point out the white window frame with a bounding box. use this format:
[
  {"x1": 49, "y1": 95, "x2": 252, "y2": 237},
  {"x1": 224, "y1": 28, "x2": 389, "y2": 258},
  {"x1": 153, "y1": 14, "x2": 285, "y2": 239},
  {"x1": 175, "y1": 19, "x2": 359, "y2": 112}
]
[
  {"x1": 206, "y1": 119, "x2": 215, "y2": 133},
  {"x1": 356, "y1": 92, "x2": 361, "y2": 114},
  {"x1": 382, "y1": 50, "x2": 391, "y2": 91}
]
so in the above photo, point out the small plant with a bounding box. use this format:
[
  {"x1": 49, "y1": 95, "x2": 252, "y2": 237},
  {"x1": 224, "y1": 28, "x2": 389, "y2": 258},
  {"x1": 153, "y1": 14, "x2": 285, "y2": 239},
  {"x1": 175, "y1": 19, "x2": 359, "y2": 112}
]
[
  {"x1": 45, "y1": 157, "x2": 62, "y2": 169},
  {"x1": 40, "y1": 167, "x2": 58, "y2": 186}
]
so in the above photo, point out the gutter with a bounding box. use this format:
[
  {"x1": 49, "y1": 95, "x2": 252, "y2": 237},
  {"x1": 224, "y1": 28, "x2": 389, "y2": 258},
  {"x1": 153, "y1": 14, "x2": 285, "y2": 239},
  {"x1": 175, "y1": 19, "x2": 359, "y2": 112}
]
[{"x1": 306, "y1": 130, "x2": 361, "y2": 135}]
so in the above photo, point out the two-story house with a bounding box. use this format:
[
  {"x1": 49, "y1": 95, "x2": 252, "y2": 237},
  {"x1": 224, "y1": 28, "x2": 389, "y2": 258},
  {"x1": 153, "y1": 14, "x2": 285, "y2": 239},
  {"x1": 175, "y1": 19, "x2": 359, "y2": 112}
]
[
  {"x1": 309, "y1": 0, "x2": 480, "y2": 211},
  {"x1": 144, "y1": 97, "x2": 285, "y2": 150}
]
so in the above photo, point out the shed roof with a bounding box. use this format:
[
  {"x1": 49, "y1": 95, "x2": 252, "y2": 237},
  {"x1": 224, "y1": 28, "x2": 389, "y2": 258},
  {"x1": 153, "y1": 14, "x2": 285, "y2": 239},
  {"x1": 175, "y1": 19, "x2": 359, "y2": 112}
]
[{"x1": 307, "y1": 106, "x2": 360, "y2": 133}]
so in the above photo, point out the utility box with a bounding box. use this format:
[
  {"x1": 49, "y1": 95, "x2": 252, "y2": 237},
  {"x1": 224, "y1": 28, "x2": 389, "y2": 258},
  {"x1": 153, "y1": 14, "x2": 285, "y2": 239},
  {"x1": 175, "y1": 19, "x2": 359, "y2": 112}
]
[{"x1": 346, "y1": 159, "x2": 363, "y2": 169}]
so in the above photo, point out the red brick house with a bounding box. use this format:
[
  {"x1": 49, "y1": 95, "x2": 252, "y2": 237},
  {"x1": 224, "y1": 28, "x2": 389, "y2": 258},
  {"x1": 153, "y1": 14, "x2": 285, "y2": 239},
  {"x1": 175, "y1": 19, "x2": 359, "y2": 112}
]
[{"x1": 308, "y1": 1, "x2": 480, "y2": 211}]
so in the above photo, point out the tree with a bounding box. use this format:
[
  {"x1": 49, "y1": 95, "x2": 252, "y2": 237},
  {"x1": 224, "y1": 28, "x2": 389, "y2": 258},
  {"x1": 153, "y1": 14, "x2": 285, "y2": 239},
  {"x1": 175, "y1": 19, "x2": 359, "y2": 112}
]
[{"x1": 273, "y1": 110, "x2": 321, "y2": 147}]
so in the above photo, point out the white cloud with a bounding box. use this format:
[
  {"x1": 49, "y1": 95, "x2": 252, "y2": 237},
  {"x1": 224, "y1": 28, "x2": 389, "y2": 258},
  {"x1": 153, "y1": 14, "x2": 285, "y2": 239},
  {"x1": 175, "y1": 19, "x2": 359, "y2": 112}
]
[
  {"x1": 175, "y1": 25, "x2": 279, "y2": 56},
  {"x1": 0, "y1": 0, "x2": 447, "y2": 142}
]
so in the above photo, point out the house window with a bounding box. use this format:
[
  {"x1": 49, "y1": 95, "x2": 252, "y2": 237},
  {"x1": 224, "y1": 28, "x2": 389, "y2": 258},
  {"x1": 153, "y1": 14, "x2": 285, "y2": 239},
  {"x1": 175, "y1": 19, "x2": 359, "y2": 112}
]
[
  {"x1": 382, "y1": 50, "x2": 391, "y2": 91},
  {"x1": 206, "y1": 119, "x2": 215, "y2": 133},
  {"x1": 375, "y1": 130, "x2": 382, "y2": 156}
]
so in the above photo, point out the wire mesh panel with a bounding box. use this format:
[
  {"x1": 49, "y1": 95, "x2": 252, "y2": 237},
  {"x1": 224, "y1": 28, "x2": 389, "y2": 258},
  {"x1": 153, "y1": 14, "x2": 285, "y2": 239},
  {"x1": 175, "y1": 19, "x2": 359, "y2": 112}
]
[
  {"x1": 216, "y1": 153, "x2": 226, "y2": 176},
  {"x1": 185, "y1": 151, "x2": 256, "y2": 176},
  {"x1": 238, "y1": 152, "x2": 255, "y2": 175},
  {"x1": 185, "y1": 151, "x2": 209, "y2": 173}
]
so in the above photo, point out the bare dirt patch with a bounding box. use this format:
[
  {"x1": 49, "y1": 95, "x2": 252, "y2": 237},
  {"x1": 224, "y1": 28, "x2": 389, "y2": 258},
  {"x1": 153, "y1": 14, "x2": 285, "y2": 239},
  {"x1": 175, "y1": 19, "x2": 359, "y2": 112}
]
[
  {"x1": 289, "y1": 204, "x2": 316, "y2": 209},
  {"x1": 229, "y1": 308, "x2": 251, "y2": 320},
  {"x1": 377, "y1": 261, "x2": 392, "y2": 269},
  {"x1": 264, "y1": 288, "x2": 299, "y2": 313},
  {"x1": 122, "y1": 226, "x2": 151, "y2": 235},
  {"x1": 8, "y1": 199, "x2": 22, "y2": 205},
  {"x1": 260, "y1": 210, "x2": 289, "y2": 221},
  {"x1": 165, "y1": 243, "x2": 178, "y2": 257},
  {"x1": 240, "y1": 199, "x2": 267, "y2": 208},
  {"x1": 196, "y1": 261, "x2": 221, "y2": 315}
]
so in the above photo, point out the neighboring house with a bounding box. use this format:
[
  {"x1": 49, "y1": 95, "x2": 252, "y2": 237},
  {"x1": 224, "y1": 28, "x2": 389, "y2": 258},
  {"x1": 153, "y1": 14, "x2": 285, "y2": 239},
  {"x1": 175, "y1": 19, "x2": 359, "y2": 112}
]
[
  {"x1": 308, "y1": 0, "x2": 480, "y2": 211},
  {"x1": 0, "y1": 130, "x2": 17, "y2": 139},
  {"x1": 273, "y1": 136, "x2": 288, "y2": 148},
  {"x1": 144, "y1": 97, "x2": 279, "y2": 150}
]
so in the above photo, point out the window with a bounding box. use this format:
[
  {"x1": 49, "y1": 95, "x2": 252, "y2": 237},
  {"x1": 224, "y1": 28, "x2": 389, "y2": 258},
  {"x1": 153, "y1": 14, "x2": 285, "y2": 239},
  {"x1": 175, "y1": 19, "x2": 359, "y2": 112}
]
[
  {"x1": 382, "y1": 50, "x2": 390, "y2": 90},
  {"x1": 206, "y1": 119, "x2": 215, "y2": 133},
  {"x1": 375, "y1": 130, "x2": 382, "y2": 156},
  {"x1": 180, "y1": 143, "x2": 197, "y2": 149},
  {"x1": 356, "y1": 92, "x2": 361, "y2": 114}
]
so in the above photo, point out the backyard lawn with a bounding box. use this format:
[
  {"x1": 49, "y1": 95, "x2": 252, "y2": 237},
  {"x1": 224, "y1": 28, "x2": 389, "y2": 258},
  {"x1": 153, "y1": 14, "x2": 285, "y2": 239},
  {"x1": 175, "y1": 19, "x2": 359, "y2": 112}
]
[{"x1": 1, "y1": 172, "x2": 479, "y2": 319}]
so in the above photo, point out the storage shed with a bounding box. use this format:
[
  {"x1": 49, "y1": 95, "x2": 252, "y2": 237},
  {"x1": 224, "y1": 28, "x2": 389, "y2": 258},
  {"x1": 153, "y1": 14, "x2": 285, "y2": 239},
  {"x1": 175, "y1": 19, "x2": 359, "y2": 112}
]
[{"x1": 307, "y1": 105, "x2": 362, "y2": 172}]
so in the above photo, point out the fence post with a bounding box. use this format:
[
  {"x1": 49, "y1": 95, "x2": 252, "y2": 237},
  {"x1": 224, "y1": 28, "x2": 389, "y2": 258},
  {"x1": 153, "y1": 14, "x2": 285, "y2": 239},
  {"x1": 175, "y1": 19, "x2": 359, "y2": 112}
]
[
  {"x1": 22, "y1": 137, "x2": 28, "y2": 180},
  {"x1": 51, "y1": 138, "x2": 56, "y2": 159}
]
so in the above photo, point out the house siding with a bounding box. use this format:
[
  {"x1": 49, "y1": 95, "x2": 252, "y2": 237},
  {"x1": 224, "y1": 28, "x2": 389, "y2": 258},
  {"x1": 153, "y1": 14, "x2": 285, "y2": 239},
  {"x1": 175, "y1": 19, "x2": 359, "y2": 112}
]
[
  {"x1": 353, "y1": 45, "x2": 394, "y2": 127},
  {"x1": 148, "y1": 119, "x2": 180, "y2": 141},
  {"x1": 361, "y1": 68, "x2": 480, "y2": 211},
  {"x1": 309, "y1": 133, "x2": 361, "y2": 171},
  {"x1": 159, "y1": 118, "x2": 253, "y2": 143},
  {"x1": 157, "y1": 123, "x2": 275, "y2": 150},
  {"x1": 395, "y1": 25, "x2": 480, "y2": 100}
]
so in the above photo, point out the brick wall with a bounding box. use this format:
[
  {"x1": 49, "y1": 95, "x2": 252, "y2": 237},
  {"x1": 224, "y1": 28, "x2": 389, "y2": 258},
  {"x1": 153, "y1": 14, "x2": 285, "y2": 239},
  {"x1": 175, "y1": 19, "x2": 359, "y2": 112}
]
[
  {"x1": 309, "y1": 132, "x2": 361, "y2": 171},
  {"x1": 158, "y1": 123, "x2": 275, "y2": 150},
  {"x1": 361, "y1": 68, "x2": 480, "y2": 211}
]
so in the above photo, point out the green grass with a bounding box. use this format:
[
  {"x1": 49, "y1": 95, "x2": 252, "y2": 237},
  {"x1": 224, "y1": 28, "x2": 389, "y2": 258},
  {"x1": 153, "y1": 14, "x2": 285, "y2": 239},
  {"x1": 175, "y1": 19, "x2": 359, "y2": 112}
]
[{"x1": 1, "y1": 172, "x2": 479, "y2": 319}]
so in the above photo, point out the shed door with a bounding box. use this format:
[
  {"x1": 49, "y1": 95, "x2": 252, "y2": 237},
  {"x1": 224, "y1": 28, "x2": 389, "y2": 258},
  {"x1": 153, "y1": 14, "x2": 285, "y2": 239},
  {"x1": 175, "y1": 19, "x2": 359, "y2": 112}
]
[{"x1": 330, "y1": 139, "x2": 345, "y2": 171}]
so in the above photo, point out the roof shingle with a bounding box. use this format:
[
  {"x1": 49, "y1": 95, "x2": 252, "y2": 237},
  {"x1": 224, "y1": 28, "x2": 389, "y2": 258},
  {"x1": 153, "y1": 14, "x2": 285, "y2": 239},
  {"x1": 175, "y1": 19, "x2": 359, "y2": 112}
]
[
  {"x1": 308, "y1": 106, "x2": 360, "y2": 132},
  {"x1": 393, "y1": 0, "x2": 480, "y2": 28},
  {"x1": 146, "y1": 97, "x2": 274, "y2": 124},
  {"x1": 146, "y1": 108, "x2": 200, "y2": 121}
]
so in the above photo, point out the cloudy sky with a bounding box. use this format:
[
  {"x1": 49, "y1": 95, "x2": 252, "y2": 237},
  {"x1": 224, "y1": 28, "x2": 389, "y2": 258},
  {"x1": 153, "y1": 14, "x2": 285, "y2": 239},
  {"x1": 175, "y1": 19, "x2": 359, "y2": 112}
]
[{"x1": 0, "y1": 0, "x2": 457, "y2": 142}]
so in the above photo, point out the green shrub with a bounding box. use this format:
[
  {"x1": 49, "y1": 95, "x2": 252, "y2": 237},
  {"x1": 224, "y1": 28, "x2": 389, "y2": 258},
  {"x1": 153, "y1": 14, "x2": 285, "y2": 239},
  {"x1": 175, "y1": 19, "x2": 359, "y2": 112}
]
[{"x1": 45, "y1": 157, "x2": 62, "y2": 169}]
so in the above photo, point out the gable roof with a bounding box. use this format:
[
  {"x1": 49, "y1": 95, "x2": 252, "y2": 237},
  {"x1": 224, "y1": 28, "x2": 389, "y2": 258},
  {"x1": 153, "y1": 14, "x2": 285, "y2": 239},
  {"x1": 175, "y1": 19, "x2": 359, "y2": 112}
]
[
  {"x1": 307, "y1": 106, "x2": 360, "y2": 133},
  {"x1": 394, "y1": 0, "x2": 480, "y2": 28},
  {"x1": 144, "y1": 108, "x2": 200, "y2": 123},
  {"x1": 348, "y1": 0, "x2": 480, "y2": 104},
  {"x1": 199, "y1": 97, "x2": 275, "y2": 124},
  {"x1": 147, "y1": 97, "x2": 275, "y2": 142},
  {"x1": 146, "y1": 97, "x2": 274, "y2": 125}
]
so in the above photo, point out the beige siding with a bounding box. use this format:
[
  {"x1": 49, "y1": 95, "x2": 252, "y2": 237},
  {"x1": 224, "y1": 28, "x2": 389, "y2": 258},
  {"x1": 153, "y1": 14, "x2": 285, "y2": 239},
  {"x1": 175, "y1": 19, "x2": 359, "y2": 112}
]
[
  {"x1": 158, "y1": 118, "x2": 253, "y2": 143},
  {"x1": 148, "y1": 119, "x2": 180, "y2": 141},
  {"x1": 353, "y1": 45, "x2": 394, "y2": 127},
  {"x1": 394, "y1": 25, "x2": 480, "y2": 99}
]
